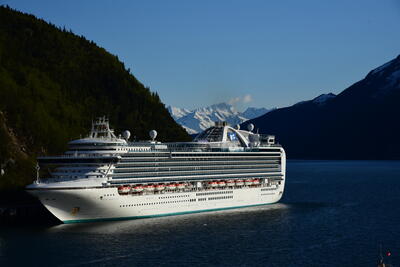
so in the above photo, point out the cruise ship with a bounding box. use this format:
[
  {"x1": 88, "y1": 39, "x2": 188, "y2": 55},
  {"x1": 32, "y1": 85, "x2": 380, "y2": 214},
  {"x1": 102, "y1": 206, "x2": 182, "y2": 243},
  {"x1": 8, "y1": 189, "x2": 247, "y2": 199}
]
[{"x1": 26, "y1": 117, "x2": 286, "y2": 223}]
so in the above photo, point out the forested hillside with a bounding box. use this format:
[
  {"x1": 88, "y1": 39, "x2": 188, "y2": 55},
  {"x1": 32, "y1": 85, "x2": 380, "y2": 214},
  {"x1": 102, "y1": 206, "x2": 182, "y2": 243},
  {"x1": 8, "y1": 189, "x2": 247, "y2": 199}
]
[{"x1": 0, "y1": 6, "x2": 190, "y2": 190}]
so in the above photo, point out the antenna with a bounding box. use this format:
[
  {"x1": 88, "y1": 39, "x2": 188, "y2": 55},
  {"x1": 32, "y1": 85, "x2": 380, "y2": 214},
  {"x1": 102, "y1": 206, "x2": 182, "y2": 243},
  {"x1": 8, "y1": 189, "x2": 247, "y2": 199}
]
[{"x1": 35, "y1": 163, "x2": 40, "y2": 184}]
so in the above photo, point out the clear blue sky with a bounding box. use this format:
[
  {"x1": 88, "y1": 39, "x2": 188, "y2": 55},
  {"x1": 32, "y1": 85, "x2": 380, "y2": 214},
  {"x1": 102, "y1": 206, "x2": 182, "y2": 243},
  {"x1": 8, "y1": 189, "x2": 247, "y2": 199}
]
[{"x1": 6, "y1": 0, "x2": 400, "y2": 110}]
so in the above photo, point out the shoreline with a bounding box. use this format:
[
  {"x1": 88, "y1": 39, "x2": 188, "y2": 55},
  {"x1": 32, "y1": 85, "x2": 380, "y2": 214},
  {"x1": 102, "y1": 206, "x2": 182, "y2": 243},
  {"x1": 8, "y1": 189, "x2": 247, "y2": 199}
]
[{"x1": 0, "y1": 190, "x2": 59, "y2": 225}]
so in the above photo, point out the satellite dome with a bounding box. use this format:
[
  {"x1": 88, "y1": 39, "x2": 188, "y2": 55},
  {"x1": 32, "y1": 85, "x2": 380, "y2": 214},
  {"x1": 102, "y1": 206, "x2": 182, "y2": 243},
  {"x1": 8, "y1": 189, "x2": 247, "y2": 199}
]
[
  {"x1": 247, "y1": 123, "x2": 254, "y2": 132},
  {"x1": 123, "y1": 130, "x2": 131, "y2": 140},
  {"x1": 149, "y1": 130, "x2": 157, "y2": 140},
  {"x1": 235, "y1": 124, "x2": 240, "y2": 130}
]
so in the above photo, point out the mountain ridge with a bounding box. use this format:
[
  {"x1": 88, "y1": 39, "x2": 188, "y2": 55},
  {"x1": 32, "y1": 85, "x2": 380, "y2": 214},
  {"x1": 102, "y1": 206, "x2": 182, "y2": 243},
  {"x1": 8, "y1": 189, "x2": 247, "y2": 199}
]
[{"x1": 243, "y1": 55, "x2": 400, "y2": 159}]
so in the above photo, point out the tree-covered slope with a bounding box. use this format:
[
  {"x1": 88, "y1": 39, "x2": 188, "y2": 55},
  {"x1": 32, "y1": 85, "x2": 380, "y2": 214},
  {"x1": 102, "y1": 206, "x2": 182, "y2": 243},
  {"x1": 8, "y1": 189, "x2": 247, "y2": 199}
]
[{"x1": 0, "y1": 6, "x2": 190, "y2": 190}]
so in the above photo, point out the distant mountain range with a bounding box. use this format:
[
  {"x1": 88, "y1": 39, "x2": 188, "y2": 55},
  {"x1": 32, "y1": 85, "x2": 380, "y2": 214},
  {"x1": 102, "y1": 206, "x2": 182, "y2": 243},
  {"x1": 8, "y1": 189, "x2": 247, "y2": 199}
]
[
  {"x1": 168, "y1": 103, "x2": 273, "y2": 134},
  {"x1": 243, "y1": 55, "x2": 400, "y2": 159}
]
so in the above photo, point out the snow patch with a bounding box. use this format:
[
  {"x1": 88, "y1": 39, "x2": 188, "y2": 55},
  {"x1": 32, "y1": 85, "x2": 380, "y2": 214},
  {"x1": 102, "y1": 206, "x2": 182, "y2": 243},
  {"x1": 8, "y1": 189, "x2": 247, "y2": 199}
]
[
  {"x1": 371, "y1": 66, "x2": 400, "y2": 98},
  {"x1": 292, "y1": 93, "x2": 336, "y2": 107},
  {"x1": 371, "y1": 59, "x2": 395, "y2": 74},
  {"x1": 378, "y1": 69, "x2": 400, "y2": 95},
  {"x1": 312, "y1": 93, "x2": 336, "y2": 104},
  {"x1": 388, "y1": 69, "x2": 400, "y2": 81}
]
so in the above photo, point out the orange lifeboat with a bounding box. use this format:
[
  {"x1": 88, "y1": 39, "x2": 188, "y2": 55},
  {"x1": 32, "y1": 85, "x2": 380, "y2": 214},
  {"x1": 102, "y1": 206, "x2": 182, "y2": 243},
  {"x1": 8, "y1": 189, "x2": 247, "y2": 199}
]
[
  {"x1": 209, "y1": 181, "x2": 218, "y2": 188},
  {"x1": 155, "y1": 184, "x2": 165, "y2": 191},
  {"x1": 226, "y1": 180, "x2": 235, "y2": 186},
  {"x1": 245, "y1": 179, "x2": 253, "y2": 186},
  {"x1": 144, "y1": 184, "x2": 155, "y2": 191},
  {"x1": 235, "y1": 179, "x2": 244, "y2": 186},
  {"x1": 132, "y1": 185, "x2": 144, "y2": 192},
  {"x1": 118, "y1": 185, "x2": 131, "y2": 194},
  {"x1": 167, "y1": 183, "x2": 176, "y2": 190},
  {"x1": 218, "y1": 181, "x2": 226, "y2": 187}
]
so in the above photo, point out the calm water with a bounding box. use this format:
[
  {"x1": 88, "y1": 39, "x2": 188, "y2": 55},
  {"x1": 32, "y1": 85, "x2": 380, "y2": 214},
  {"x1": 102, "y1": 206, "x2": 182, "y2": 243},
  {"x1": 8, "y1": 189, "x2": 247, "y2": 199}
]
[{"x1": 1, "y1": 160, "x2": 399, "y2": 266}]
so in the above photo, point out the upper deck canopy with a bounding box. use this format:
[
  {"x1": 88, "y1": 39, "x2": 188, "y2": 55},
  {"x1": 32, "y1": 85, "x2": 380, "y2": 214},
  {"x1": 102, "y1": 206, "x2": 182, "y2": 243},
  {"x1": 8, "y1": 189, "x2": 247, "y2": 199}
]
[{"x1": 193, "y1": 121, "x2": 274, "y2": 148}]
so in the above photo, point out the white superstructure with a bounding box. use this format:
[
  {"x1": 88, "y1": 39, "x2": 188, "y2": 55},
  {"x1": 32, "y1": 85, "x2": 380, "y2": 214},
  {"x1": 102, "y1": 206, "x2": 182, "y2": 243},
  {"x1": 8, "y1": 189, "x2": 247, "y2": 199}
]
[{"x1": 26, "y1": 117, "x2": 286, "y2": 223}]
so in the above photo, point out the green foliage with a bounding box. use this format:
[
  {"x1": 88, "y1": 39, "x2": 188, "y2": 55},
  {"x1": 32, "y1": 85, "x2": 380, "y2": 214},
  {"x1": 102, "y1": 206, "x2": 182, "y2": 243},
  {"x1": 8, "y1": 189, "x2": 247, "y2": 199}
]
[{"x1": 0, "y1": 6, "x2": 190, "y2": 190}]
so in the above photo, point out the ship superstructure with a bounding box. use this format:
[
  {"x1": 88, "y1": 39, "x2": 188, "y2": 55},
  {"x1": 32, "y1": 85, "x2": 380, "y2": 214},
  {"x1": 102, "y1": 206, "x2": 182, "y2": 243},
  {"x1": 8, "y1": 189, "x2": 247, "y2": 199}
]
[{"x1": 27, "y1": 117, "x2": 286, "y2": 223}]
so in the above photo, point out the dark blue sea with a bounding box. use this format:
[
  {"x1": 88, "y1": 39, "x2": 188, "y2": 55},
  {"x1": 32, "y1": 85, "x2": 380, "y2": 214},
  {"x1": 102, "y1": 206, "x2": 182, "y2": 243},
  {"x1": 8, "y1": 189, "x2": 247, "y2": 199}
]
[{"x1": 1, "y1": 160, "x2": 399, "y2": 266}]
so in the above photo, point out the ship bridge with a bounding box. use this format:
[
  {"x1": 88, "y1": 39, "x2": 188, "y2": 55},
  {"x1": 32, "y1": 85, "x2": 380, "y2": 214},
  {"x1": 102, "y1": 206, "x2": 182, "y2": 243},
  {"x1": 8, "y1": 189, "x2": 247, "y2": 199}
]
[{"x1": 67, "y1": 117, "x2": 128, "y2": 152}]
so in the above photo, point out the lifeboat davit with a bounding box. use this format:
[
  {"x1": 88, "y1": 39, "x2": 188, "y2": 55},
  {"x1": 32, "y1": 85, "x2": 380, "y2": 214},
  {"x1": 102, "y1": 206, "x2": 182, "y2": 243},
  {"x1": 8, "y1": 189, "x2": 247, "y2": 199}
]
[
  {"x1": 144, "y1": 184, "x2": 155, "y2": 191},
  {"x1": 218, "y1": 181, "x2": 226, "y2": 187},
  {"x1": 177, "y1": 183, "x2": 186, "y2": 190},
  {"x1": 253, "y1": 179, "x2": 260, "y2": 185},
  {"x1": 155, "y1": 184, "x2": 165, "y2": 191},
  {"x1": 132, "y1": 185, "x2": 144, "y2": 192},
  {"x1": 245, "y1": 179, "x2": 253, "y2": 186},
  {"x1": 235, "y1": 179, "x2": 244, "y2": 186},
  {"x1": 226, "y1": 180, "x2": 235, "y2": 186},
  {"x1": 209, "y1": 181, "x2": 218, "y2": 187},
  {"x1": 167, "y1": 184, "x2": 176, "y2": 190},
  {"x1": 118, "y1": 185, "x2": 131, "y2": 194}
]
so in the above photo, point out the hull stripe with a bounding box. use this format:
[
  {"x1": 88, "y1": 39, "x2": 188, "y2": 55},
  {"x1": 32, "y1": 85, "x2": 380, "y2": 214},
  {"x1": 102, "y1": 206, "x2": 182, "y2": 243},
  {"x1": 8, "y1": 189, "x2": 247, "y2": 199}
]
[{"x1": 63, "y1": 202, "x2": 278, "y2": 224}]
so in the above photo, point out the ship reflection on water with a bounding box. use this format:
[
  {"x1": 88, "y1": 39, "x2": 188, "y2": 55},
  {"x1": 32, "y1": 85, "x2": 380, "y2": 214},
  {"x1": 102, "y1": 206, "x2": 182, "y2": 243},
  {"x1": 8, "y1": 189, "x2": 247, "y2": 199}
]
[{"x1": 49, "y1": 203, "x2": 290, "y2": 234}]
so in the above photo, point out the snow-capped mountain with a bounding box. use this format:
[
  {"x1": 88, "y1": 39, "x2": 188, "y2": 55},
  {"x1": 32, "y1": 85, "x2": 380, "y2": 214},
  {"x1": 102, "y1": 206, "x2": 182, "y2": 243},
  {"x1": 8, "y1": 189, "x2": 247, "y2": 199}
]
[
  {"x1": 168, "y1": 103, "x2": 272, "y2": 134},
  {"x1": 167, "y1": 106, "x2": 191, "y2": 120}
]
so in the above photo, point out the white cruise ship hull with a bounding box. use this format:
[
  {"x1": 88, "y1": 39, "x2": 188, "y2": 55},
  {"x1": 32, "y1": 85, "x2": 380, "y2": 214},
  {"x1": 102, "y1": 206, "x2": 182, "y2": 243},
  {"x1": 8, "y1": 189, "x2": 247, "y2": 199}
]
[
  {"x1": 27, "y1": 118, "x2": 287, "y2": 224},
  {"x1": 28, "y1": 184, "x2": 284, "y2": 223}
]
